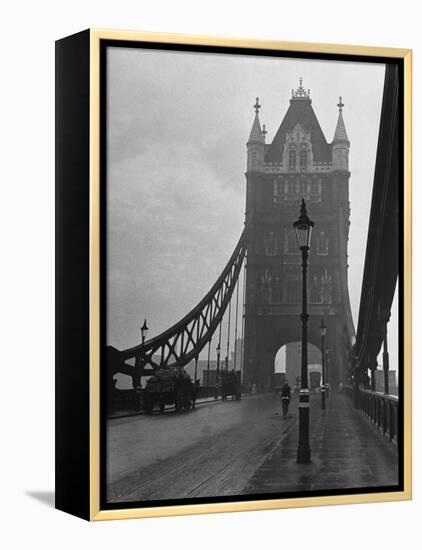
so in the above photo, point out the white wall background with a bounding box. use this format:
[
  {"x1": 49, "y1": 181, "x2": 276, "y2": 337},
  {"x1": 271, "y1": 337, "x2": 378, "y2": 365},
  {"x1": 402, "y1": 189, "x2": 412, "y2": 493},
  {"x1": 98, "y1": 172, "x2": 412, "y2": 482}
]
[{"x1": 0, "y1": 0, "x2": 419, "y2": 547}]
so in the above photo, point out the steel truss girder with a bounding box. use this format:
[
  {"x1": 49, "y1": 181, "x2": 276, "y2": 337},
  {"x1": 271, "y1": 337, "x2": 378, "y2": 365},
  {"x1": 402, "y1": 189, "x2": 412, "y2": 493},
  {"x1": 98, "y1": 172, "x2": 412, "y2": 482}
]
[{"x1": 114, "y1": 225, "x2": 248, "y2": 376}]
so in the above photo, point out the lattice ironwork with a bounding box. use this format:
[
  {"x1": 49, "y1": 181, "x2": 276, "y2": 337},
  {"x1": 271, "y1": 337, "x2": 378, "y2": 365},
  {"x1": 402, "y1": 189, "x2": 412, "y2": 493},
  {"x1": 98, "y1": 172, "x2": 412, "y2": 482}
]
[{"x1": 107, "y1": 225, "x2": 249, "y2": 382}]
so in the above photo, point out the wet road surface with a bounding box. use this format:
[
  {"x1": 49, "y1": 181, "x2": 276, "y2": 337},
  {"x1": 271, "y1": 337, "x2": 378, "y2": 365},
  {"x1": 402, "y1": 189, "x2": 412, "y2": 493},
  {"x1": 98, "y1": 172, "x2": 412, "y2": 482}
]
[
  {"x1": 107, "y1": 393, "x2": 295, "y2": 503},
  {"x1": 106, "y1": 391, "x2": 398, "y2": 504}
]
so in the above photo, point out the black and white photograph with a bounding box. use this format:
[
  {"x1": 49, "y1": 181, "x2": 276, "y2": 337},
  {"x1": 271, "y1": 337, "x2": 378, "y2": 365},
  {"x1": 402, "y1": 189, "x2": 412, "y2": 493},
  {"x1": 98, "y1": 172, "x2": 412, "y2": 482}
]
[
  {"x1": 2, "y1": 0, "x2": 421, "y2": 543},
  {"x1": 102, "y1": 42, "x2": 403, "y2": 509}
]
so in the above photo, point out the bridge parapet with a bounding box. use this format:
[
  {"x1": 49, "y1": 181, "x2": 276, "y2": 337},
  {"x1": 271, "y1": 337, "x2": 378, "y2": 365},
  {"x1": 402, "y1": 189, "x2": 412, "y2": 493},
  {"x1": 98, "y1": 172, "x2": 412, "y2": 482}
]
[{"x1": 344, "y1": 385, "x2": 398, "y2": 443}]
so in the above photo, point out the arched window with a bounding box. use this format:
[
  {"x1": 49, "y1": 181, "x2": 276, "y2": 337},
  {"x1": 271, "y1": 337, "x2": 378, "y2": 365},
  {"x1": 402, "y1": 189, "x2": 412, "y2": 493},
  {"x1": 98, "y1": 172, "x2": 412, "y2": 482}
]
[
  {"x1": 300, "y1": 149, "x2": 307, "y2": 168},
  {"x1": 264, "y1": 232, "x2": 277, "y2": 256},
  {"x1": 288, "y1": 149, "x2": 296, "y2": 168}
]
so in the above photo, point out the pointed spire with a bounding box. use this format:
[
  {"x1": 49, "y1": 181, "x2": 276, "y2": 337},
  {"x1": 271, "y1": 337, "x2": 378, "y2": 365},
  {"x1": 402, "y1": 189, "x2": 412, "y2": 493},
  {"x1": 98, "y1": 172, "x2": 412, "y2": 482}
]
[
  {"x1": 333, "y1": 96, "x2": 349, "y2": 143},
  {"x1": 248, "y1": 113, "x2": 264, "y2": 142},
  {"x1": 248, "y1": 97, "x2": 265, "y2": 143}
]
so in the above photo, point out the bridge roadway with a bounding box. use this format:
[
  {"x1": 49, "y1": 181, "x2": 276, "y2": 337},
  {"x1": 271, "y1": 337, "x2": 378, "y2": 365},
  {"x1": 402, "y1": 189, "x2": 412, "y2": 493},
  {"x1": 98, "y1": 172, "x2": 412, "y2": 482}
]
[{"x1": 106, "y1": 391, "x2": 398, "y2": 503}]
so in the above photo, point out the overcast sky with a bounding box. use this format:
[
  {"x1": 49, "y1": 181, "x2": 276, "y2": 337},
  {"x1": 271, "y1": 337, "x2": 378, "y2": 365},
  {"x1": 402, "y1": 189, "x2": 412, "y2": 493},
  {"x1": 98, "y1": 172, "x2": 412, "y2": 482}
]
[{"x1": 106, "y1": 46, "x2": 397, "y2": 372}]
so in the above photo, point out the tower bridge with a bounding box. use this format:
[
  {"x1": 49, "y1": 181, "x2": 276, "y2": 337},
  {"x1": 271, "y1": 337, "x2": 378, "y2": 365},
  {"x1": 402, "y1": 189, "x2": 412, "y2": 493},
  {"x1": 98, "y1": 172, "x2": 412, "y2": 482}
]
[
  {"x1": 106, "y1": 65, "x2": 401, "y2": 500},
  {"x1": 243, "y1": 81, "x2": 354, "y2": 391}
]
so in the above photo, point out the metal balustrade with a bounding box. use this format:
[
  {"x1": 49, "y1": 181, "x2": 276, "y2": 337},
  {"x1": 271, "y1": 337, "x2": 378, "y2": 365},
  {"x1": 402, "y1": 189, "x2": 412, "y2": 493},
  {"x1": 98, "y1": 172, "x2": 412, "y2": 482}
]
[{"x1": 346, "y1": 386, "x2": 398, "y2": 443}]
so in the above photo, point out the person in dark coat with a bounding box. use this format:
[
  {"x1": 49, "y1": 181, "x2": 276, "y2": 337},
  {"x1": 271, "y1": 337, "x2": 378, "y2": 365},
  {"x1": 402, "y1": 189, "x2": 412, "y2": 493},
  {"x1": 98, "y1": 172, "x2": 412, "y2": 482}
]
[
  {"x1": 280, "y1": 382, "x2": 291, "y2": 416},
  {"x1": 281, "y1": 382, "x2": 291, "y2": 399}
]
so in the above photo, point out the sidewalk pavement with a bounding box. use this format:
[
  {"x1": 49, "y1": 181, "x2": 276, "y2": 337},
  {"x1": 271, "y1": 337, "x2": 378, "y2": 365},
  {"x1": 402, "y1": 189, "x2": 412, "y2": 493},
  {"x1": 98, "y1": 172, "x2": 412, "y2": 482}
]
[{"x1": 245, "y1": 391, "x2": 399, "y2": 495}]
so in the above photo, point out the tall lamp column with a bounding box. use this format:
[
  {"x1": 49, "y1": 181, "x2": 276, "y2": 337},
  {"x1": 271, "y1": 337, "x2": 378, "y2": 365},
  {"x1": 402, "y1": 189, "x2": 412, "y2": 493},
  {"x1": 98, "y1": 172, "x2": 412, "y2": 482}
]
[
  {"x1": 319, "y1": 317, "x2": 327, "y2": 410},
  {"x1": 215, "y1": 343, "x2": 221, "y2": 399},
  {"x1": 294, "y1": 199, "x2": 314, "y2": 464},
  {"x1": 134, "y1": 318, "x2": 149, "y2": 405}
]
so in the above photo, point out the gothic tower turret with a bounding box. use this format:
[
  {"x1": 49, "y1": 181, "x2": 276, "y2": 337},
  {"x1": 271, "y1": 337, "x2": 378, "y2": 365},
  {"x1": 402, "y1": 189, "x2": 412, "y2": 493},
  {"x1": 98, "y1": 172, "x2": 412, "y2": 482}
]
[
  {"x1": 243, "y1": 81, "x2": 355, "y2": 392},
  {"x1": 246, "y1": 97, "x2": 266, "y2": 172},
  {"x1": 332, "y1": 97, "x2": 350, "y2": 172}
]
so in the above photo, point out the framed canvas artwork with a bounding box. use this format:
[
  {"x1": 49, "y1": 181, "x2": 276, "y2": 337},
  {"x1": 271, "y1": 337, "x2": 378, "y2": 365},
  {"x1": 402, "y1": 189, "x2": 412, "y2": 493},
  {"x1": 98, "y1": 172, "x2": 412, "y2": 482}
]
[{"x1": 55, "y1": 29, "x2": 412, "y2": 521}]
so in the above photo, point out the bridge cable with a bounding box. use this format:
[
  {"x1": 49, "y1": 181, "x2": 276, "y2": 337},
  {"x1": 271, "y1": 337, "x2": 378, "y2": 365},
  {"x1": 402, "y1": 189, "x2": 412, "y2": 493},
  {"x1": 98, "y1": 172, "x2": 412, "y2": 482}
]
[
  {"x1": 216, "y1": 314, "x2": 223, "y2": 396},
  {"x1": 233, "y1": 273, "x2": 240, "y2": 373},
  {"x1": 240, "y1": 256, "x2": 247, "y2": 380},
  {"x1": 226, "y1": 296, "x2": 232, "y2": 370},
  {"x1": 206, "y1": 337, "x2": 211, "y2": 392},
  {"x1": 218, "y1": 314, "x2": 223, "y2": 350}
]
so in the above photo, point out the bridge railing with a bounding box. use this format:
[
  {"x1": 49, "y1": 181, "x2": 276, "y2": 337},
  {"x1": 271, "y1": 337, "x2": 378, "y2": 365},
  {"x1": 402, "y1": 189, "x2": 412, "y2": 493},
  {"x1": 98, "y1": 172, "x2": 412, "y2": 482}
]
[{"x1": 346, "y1": 386, "x2": 398, "y2": 443}]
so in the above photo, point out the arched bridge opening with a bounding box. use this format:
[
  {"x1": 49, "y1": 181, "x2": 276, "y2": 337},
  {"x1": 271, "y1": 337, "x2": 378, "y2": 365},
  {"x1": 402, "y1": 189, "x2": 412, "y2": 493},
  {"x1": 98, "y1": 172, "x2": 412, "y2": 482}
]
[{"x1": 274, "y1": 342, "x2": 322, "y2": 392}]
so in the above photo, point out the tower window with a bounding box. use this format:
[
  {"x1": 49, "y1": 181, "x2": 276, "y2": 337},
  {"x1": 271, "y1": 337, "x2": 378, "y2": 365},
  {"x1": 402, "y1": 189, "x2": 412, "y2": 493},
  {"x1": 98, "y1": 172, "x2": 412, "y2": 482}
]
[
  {"x1": 317, "y1": 231, "x2": 329, "y2": 255},
  {"x1": 264, "y1": 232, "x2": 277, "y2": 256},
  {"x1": 310, "y1": 181, "x2": 321, "y2": 202},
  {"x1": 288, "y1": 149, "x2": 296, "y2": 169},
  {"x1": 310, "y1": 275, "x2": 323, "y2": 303},
  {"x1": 286, "y1": 230, "x2": 300, "y2": 255},
  {"x1": 260, "y1": 270, "x2": 272, "y2": 303},
  {"x1": 300, "y1": 149, "x2": 307, "y2": 168},
  {"x1": 321, "y1": 270, "x2": 332, "y2": 304},
  {"x1": 270, "y1": 274, "x2": 282, "y2": 303},
  {"x1": 288, "y1": 180, "x2": 295, "y2": 194}
]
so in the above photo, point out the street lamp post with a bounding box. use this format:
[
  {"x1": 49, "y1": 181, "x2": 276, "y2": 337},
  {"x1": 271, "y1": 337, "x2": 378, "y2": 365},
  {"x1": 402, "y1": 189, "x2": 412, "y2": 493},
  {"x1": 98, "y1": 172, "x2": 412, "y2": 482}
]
[
  {"x1": 215, "y1": 343, "x2": 221, "y2": 399},
  {"x1": 381, "y1": 310, "x2": 391, "y2": 395},
  {"x1": 140, "y1": 318, "x2": 149, "y2": 345},
  {"x1": 319, "y1": 317, "x2": 327, "y2": 410},
  {"x1": 325, "y1": 350, "x2": 330, "y2": 398},
  {"x1": 135, "y1": 318, "x2": 149, "y2": 403},
  {"x1": 294, "y1": 198, "x2": 314, "y2": 464}
]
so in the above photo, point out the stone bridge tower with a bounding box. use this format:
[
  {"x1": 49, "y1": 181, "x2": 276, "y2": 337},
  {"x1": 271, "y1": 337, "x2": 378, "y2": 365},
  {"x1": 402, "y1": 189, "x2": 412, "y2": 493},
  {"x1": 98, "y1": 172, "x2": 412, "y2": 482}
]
[{"x1": 243, "y1": 84, "x2": 355, "y2": 391}]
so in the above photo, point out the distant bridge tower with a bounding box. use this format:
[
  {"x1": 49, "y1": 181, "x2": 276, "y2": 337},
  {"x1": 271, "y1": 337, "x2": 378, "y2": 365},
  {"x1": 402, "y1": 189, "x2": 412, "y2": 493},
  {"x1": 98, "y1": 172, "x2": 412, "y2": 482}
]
[{"x1": 243, "y1": 82, "x2": 355, "y2": 391}]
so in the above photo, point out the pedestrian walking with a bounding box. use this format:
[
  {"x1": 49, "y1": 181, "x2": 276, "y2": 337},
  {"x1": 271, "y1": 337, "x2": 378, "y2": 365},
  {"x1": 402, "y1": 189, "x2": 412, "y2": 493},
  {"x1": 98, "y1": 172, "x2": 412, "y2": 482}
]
[{"x1": 281, "y1": 382, "x2": 291, "y2": 416}]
